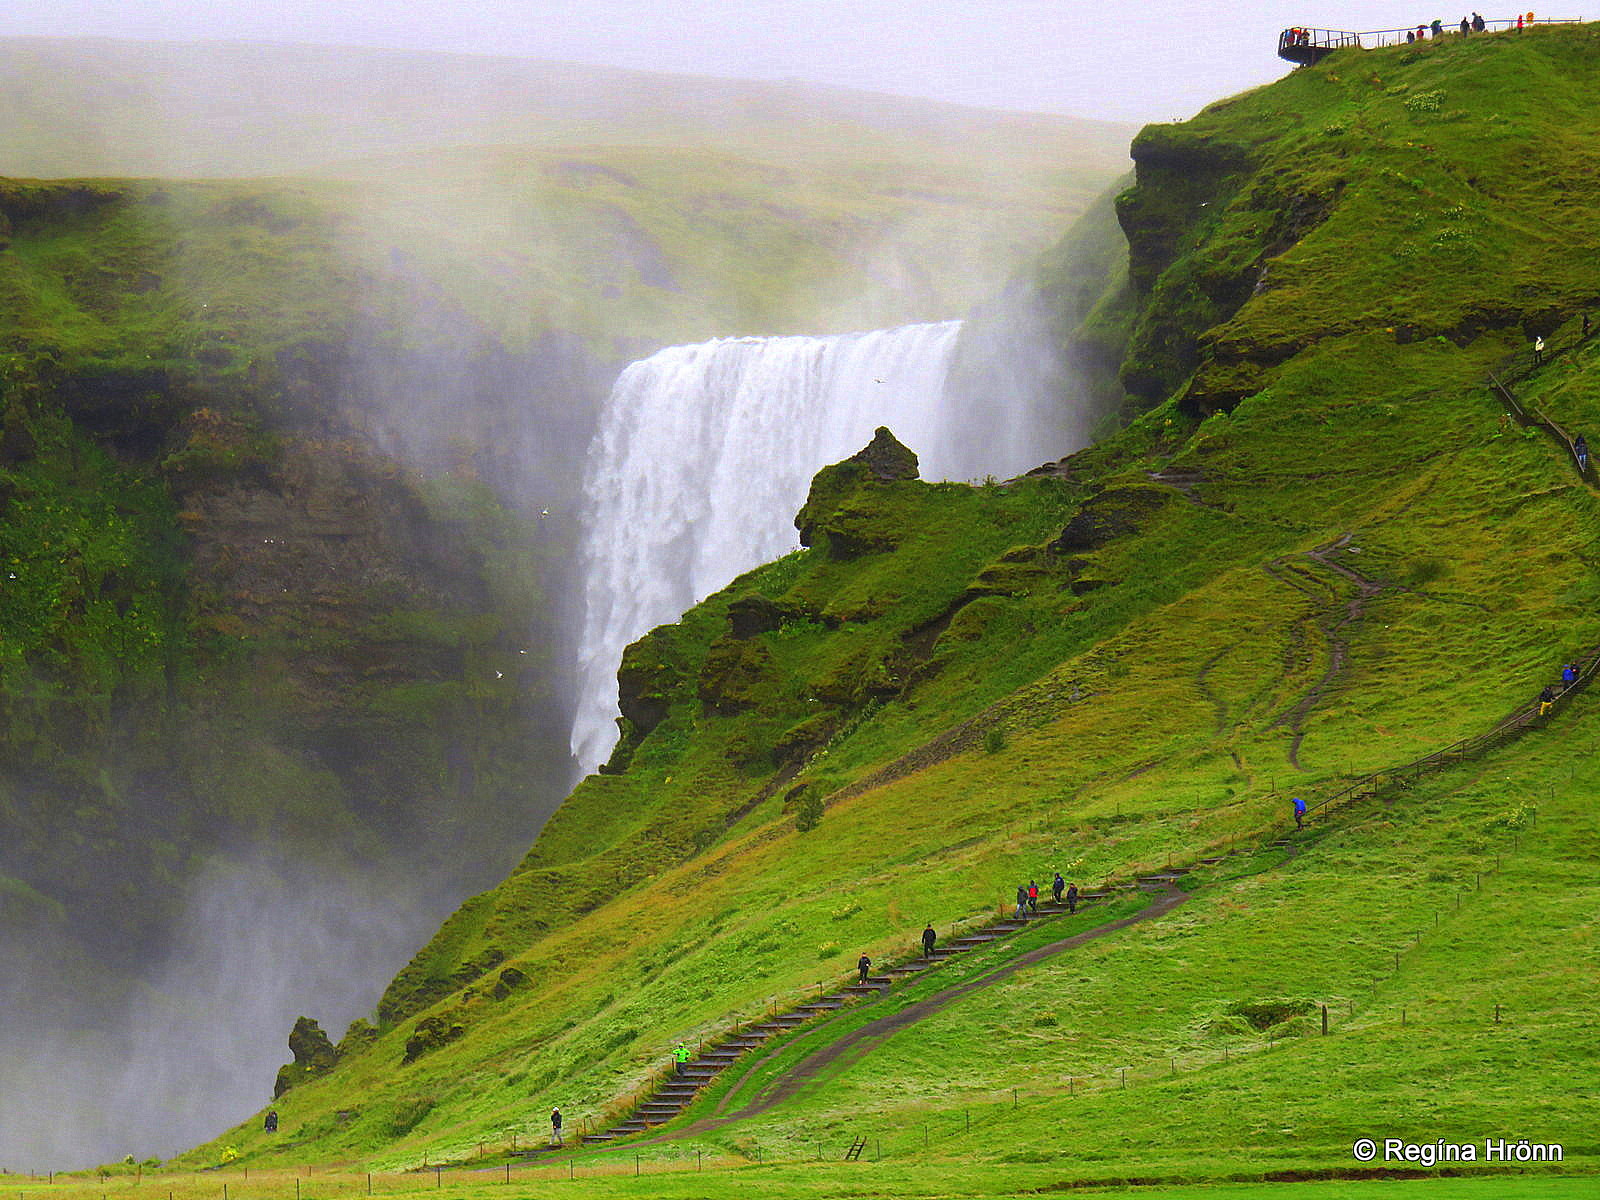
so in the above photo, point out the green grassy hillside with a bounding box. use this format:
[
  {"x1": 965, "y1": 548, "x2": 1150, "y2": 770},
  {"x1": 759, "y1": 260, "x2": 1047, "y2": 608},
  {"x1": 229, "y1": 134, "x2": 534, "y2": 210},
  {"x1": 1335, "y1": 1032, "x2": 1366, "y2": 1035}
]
[{"x1": 175, "y1": 23, "x2": 1600, "y2": 1195}]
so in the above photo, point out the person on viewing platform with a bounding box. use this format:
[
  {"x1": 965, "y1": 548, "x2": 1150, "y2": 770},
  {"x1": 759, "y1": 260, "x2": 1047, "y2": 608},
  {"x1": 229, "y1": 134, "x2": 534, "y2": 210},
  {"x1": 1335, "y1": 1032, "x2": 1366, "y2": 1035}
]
[
  {"x1": 1517, "y1": 13, "x2": 1525, "y2": 29},
  {"x1": 1431, "y1": 19, "x2": 1444, "y2": 37},
  {"x1": 1407, "y1": 29, "x2": 1417, "y2": 42},
  {"x1": 1052, "y1": 872, "x2": 1066, "y2": 904},
  {"x1": 1539, "y1": 685, "x2": 1557, "y2": 716},
  {"x1": 1473, "y1": 12, "x2": 1486, "y2": 31},
  {"x1": 922, "y1": 923, "x2": 937, "y2": 957},
  {"x1": 1460, "y1": 16, "x2": 1470, "y2": 35},
  {"x1": 1293, "y1": 795, "x2": 1307, "y2": 830},
  {"x1": 1066, "y1": 882, "x2": 1079, "y2": 914},
  {"x1": 857, "y1": 953, "x2": 872, "y2": 984}
]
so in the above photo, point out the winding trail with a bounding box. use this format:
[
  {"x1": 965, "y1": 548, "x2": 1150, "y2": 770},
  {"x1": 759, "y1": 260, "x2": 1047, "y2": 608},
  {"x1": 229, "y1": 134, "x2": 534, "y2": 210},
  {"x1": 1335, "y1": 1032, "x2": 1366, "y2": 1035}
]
[{"x1": 1264, "y1": 535, "x2": 1389, "y2": 767}]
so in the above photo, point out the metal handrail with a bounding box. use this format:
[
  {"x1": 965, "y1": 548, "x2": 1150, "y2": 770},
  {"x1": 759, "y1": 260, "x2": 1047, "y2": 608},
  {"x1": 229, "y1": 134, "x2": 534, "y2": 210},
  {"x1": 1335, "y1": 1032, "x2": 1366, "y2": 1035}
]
[{"x1": 1279, "y1": 18, "x2": 1582, "y2": 53}]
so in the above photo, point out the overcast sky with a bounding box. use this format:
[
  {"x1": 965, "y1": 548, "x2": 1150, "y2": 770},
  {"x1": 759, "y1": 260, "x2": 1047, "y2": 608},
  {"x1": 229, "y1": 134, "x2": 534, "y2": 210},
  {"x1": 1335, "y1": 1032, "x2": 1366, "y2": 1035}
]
[{"x1": 0, "y1": 3, "x2": 1562, "y2": 122}]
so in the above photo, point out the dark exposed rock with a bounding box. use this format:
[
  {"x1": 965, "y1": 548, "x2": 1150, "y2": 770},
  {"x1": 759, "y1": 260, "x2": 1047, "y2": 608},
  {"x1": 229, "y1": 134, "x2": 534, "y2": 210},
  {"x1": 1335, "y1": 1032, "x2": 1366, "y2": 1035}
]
[
  {"x1": 726, "y1": 592, "x2": 797, "y2": 639},
  {"x1": 851, "y1": 426, "x2": 920, "y2": 482},
  {"x1": 614, "y1": 630, "x2": 685, "y2": 741},
  {"x1": 491, "y1": 967, "x2": 529, "y2": 1000},
  {"x1": 403, "y1": 1016, "x2": 465, "y2": 1064},
  {"x1": 1051, "y1": 486, "x2": 1174, "y2": 553}
]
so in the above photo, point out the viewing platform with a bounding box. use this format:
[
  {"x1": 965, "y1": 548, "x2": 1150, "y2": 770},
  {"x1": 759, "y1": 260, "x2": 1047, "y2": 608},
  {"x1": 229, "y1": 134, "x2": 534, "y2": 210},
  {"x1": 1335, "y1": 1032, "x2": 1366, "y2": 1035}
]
[{"x1": 1278, "y1": 17, "x2": 1580, "y2": 65}]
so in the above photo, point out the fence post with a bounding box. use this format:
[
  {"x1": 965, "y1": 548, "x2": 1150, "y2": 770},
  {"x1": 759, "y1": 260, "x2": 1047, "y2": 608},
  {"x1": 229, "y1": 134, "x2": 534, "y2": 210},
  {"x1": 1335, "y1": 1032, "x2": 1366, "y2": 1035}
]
[
  {"x1": 1321, "y1": 1004, "x2": 1328, "y2": 1035},
  {"x1": 1495, "y1": 1003, "x2": 1501, "y2": 1024}
]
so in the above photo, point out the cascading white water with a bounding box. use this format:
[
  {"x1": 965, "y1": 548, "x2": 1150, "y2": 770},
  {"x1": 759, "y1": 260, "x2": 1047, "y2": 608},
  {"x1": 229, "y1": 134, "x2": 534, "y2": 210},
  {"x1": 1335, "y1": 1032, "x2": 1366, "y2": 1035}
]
[{"x1": 571, "y1": 319, "x2": 1048, "y2": 772}]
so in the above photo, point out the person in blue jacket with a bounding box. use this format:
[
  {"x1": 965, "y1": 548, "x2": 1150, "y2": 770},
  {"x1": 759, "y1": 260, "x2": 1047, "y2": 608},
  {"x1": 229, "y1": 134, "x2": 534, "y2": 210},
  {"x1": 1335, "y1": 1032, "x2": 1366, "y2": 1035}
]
[
  {"x1": 1293, "y1": 796, "x2": 1307, "y2": 829},
  {"x1": 1562, "y1": 662, "x2": 1579, "y2": 689}
]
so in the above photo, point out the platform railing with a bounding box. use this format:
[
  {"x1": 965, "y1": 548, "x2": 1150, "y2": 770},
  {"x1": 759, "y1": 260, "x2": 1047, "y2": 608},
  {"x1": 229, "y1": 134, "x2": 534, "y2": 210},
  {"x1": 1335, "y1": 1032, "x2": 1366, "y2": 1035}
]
[{"x1": 1280, "y1": 17, "x2": 1582, "y2": 56}]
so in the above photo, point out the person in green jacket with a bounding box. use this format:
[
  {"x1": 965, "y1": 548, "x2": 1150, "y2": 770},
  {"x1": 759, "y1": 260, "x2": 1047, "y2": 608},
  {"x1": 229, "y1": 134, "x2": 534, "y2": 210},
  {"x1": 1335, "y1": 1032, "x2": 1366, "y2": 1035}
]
[{"x1": 673, "y1": 1042, "x2": 692, "y2": 1075}]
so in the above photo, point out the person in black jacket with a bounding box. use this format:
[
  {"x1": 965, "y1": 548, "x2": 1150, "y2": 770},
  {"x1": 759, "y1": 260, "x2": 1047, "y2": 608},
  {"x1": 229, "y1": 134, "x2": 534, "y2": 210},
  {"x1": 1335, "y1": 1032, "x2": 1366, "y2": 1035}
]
[
  {"x1": 550, "y1": 1106, "x2": 562, "y2": 1146},
  {"x1": 921, "y1": 924, "x2": 936, "y2": 957},
  {"x1": 857, "y1": 953, "x2": 872, "y2": 984},
  {"x1": 1052, "y1": 873, "x2": 1065, "y2": 904},
  {"x1": 1066, "y1": 882, "x2": 1079, "y2": 914}
]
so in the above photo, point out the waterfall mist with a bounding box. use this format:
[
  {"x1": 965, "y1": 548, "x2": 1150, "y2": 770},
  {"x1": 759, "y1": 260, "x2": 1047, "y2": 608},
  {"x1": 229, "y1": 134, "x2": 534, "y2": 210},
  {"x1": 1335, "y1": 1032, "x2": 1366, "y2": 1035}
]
[{"x1": 0, "y1": 849, "x2": 442, "y2": 1167}]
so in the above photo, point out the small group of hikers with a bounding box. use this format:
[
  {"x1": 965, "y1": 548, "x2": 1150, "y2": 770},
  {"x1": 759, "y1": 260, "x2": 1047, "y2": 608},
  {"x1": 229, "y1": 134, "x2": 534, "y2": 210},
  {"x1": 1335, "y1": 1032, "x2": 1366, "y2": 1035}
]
[
  {"x1": 1010, "y1": 873, "x2": 1079, "y2": 919},
  {"x1": 1538, "y1": 660, "x2": 1583, "y2": 715},
  {"x1": 1405, "y1": 13, "x2": 1540, "y2": 42}
]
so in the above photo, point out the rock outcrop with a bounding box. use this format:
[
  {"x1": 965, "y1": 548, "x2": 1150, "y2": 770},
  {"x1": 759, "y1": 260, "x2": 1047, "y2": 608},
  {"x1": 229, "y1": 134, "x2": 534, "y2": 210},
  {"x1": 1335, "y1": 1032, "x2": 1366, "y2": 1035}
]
[
  {"x1": 795, "y1": 427, "x2": 920, "y2": 556},
  {"x1": 273, "y1": 1016, "x2": 339, "y2": 1097}
]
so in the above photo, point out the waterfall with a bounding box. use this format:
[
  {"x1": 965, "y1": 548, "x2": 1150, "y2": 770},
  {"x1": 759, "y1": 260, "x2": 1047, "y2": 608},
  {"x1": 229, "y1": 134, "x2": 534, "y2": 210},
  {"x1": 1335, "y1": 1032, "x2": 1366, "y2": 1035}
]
[{"x1": 570, "y1": 319, "x2": 1045, "y2": 772}]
